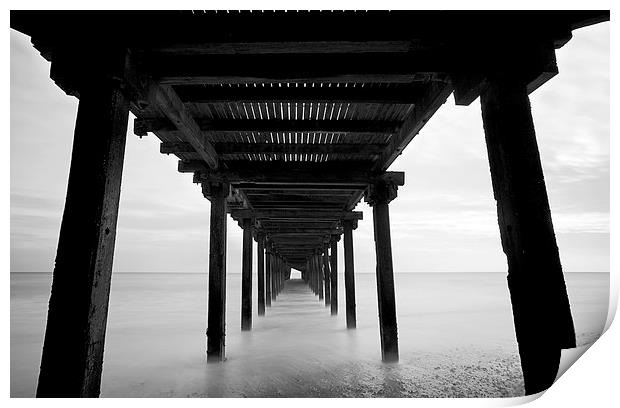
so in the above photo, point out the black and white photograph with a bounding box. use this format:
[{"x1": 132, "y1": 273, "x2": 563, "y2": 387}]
[{"x1": 8, "y1": 5, "x2": 614, "y2": 402}]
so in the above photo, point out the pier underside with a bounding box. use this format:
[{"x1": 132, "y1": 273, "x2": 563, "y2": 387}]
[{"x1": 10, "y1": 10, "x2": 608, "y2": 397}]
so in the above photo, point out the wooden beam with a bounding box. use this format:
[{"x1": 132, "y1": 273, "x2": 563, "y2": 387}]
[
  {"x1": 250, "y1": 203, "x2": 346, "y2": 209},
  {"x1": 232, "y1": 209, "x2": 363, "y2": 220},
  {"x1": 195, "y1": 163, "x2": 404, "y2": 185},
  {"x1": 451, "y1": 41, "x2": 559, "y2": 106},
  {"x1": 153, "y1": 40, "x2": 415, "y2": 55},
  {"x1": 260, "y1": 220, "x2": 337, "y2": 227},
  {"x1": 179, "y1": 160, "x2": 209, "y2": 173},
  {"x1": 174, "y1": 83, "x2": 426, "y2": 104},
  {"x1": 374, "y1": 81, "x2": 453, "y2": 171},
  {"x1": 217, "y1": 142, "x2": 385, "y2": 155},
  {"x1": 246, "y1": 192, "x2": 354, "y2": 199},
  {"x1": 144, "y1": 84, "x2": 219, "y2": 169},
  {"x1": 162, "y1": 141, "x2": 386, "y2": 156},
  {"x1": 149, "y1": 52, "x2": 448, "y2": 85},
  {"x1": 235, "y1": 183, "x2": 365, "y2": 192},
  {"x1": 452, "y1": 73, "x2": 488, "y2": 106},
  {"x1": 265, "y1": 230, "x2": 342, "y2": 235},
  {"x1": 248, "y1": 193, "x2": 351, "y2": 202},
  {"x1": 139, "y1": 118, "x2": 400, "y2": 135}
]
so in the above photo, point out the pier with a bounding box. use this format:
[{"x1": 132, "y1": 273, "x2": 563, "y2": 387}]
[{"x1": 10, "y1": 10, "x2": 608, "y2": 397}]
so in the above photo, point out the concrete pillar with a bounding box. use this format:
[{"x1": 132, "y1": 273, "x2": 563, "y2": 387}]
[
  {"x1": 257, "y1": 233, "x2": 265, "y2": 316},
  {"x1": 481, "y1": 76, "x2": 575, "y2": 394},
  {"x1": 241, "y1": 218, "x2": 253, "y2": 331},
  {"x1": 36, "y1": 63, "x2": 130, "y2": 397},
  {"x1": 343, "y1": 219, "x2": 357, "y2": 329},
  {"x1": 330, "y1": 235, "x2": 339, "y2": 316},
  {"x1": 365, "y1": 180, "x2": 399, "y2": 363},
  {"x1": 206, "y1": 182, "x2": 228, "y2": 362}
]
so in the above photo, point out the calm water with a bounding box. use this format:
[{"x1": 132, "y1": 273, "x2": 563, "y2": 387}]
[{"x1": 10, "y1": 272, "x2": 609, "y2": 397}]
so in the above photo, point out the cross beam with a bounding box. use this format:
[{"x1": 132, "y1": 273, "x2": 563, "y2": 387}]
[
  {"x1": 191, "y1": 163, "x2": 405, "y2": 186},
  {"x1": 137, "y1": 118, "x2": 400, "y2": 135},
  {"x1": 174, "y1": 83, "x2": 428, "y2": 104},
  {"x1": 161, "y1": 141, "x2": 386, "y2": 156}
]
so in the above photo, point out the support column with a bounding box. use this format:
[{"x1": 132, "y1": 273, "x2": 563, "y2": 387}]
[
  {"x1": 313, "y1": 256, "x2": 318, "y2": 294},
  {"x1": 265, "y1": 240, "x2": 272, "y2": 307},
  {"x1": 323, "y1": 242, "x2": 331, "y2": 307},
  {"x1": 271, "y1": 253, "x2": 277, "y2": 301},
  {"x1": 206, "y1": 182, "x2": 228, "y2": 362},
  {"x1": 365, "y1": 180, "x2": 399, "y2": 363},
  {"x1": 257, "y1": 233, "x2": 265, "y2": 316},
  {"x1": 275, "y1": 257, "x2": 281, "y2": 294},
  {"x1": 317, "y1": 253, "x2": 324, "y2": 300},
  {"x1": 308, "y1": 255, "x2": 319, "y2": 295},
  {"x1": 330, "y1": 235, "x2": 339, "y2": 316},
  {"x1": 36, "y1": 62, "x2": 130, "y2": 397},
  {"x1": 480, "y1": 76, "x2": 575, "y2": 395},
  {"x1": 343, "y1": 219, "x2": 358, "y2": 329},
  {"x1": 241, "y1": 218, "x2": 253, "y2": 331}
]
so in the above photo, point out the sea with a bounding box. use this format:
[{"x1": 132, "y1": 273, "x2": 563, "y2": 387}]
[{"x1": 10, "y1": 272, "x2": 609, "y2": 398}]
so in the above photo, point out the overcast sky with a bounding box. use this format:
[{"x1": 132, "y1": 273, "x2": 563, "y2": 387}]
[{"x1": 10, "y1": 22, "x2": 609, "y2": 273}]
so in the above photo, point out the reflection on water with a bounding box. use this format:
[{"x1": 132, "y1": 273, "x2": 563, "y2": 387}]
[{"x1": 10, "y1": 272, "x2": 609, "y2": 397}]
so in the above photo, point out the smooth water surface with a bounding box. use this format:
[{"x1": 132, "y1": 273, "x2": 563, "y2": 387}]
[{"x1": 10, "y1": 272, "x2": 609, "y2": 397}]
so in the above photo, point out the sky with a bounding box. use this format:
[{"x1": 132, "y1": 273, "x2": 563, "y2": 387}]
[{"x1": 10, "y1": 22, "x2": 609, "y2": 274}]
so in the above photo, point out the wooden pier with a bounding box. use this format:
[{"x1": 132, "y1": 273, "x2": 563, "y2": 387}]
[{"x1": 10, "y1": 10, "x2": 608, "y2": 397}]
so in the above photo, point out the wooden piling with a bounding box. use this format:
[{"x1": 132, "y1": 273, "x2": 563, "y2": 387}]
[
  {"x1": 206, "y1": 182, "x2": 228, "y2": 362},
  {"x1": 343, "y1": 220, "x2": 357, "y2": 329},
  {"x1": 480, "y1": 76, "x2": 575, "y2": 394},
  {"x1": 271, "y1": 254, "x2": 278, "y2": 300},
  {"x1": 330, "y1": 235, "x2": 339, "y2": 316},
  {"x1": 366, "y1": 181, "x2": 399, "y2": 363},
  {"x1": 265, "y1": 242, "x2": 272, "y2": 307},
  {"x1": 241, "y1": 218, "x2": 253, "y2": 331},
  {"x1": 317, "y1": 254, "x2": 324, "y2": 300},
  {"x1": 36, "y1": 71, "x2": 130, "y2": 397},
  {"x1": 323, "y1": 243, "x2": 331, "y2": 307},
  {"x1": 257, "y1": 233, "x2": 266, "y2": 316},
  {"x1": 308, "y1": 257, "x2": 317, "y2": 295}
]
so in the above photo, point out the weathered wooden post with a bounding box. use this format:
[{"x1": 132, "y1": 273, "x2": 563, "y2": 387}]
[
  {"x1": 317, "y1": 253, "x2": 324, "y2": 300},
  {"x1": 276, "y1": 257, "x2": 282, "y2": 295},
  {"x1": 257, "y1": 232, "x2": 266, "y2": 316},
  {"x1": 36, "y1": 47, "x2": 131, "y2": 397},
  {"x1": 330, "y1": 235, "x2": 339, "y2": 316},
  {"x1": 205, "y1": 181, "x2": 229, "y2": 362},
  {"x1": 241, "y1": 217, "x2": 253, "y2": 331},
  {"x1": 265, "y1": 239, "x2": 272, "y2": 307},
  {"x1": 343, "y1": 219, "x2": 358, "y2": 329},
  {"x1": 480, "y1": 74, "x2": 575, "y2": 394},
  {"x1": 323, "y1": 241, "x2": 331, "y2": 307},
  {"x1": 365, "y1": 180, "x2": 399, "y2": 363},
  {"x1": 312, "y1": 255, "x2": 318, "y2": 298},
  {"x1": 271, "y1": 253, "x2": 278, "y2": 301},
  {"x1": 310, "y1": 257, "x2": 317, "y2": 294}
]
